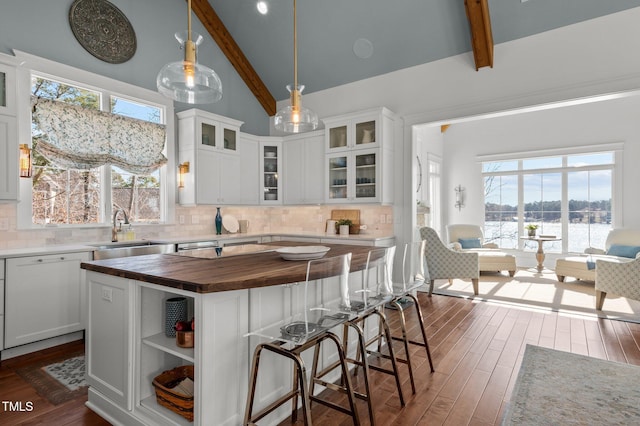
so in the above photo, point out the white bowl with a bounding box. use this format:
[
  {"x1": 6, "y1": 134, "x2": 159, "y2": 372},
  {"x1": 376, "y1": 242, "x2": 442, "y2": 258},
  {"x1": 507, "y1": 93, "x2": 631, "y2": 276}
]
[{"x1": 276, "y1": 246, "x2": 330, "y2": 261}]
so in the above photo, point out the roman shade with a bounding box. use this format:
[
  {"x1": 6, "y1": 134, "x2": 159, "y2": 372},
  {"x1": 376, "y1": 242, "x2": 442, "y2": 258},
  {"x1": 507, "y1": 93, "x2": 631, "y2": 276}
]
[{"x1": 31, "y1": 96, "x2": 167, "y2": 175}]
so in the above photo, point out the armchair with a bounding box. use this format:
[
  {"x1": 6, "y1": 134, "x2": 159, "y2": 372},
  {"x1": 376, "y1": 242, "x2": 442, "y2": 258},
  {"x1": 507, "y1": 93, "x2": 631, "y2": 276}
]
[
  {"x1": 446, "y1": 224, "x2": 517, "y2": 277},
  {"x1": 420, "y1": 227, "x2": 480, "y2": 296},
  {"x1": 595, "y1": 257, "x2": 640, "y2": 310}
]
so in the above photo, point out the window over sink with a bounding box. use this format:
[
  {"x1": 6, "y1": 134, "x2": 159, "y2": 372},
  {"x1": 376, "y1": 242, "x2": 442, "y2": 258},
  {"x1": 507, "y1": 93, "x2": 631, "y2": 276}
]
[{"x1": 16, "y1": 54, "x2": 174, "y2": 228}]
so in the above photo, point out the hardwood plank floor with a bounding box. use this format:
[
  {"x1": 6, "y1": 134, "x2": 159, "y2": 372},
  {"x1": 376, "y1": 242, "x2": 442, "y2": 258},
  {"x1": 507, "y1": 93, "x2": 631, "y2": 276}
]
[{"x1": 2, "y1": 293, "x2": 639, "y2": 425}]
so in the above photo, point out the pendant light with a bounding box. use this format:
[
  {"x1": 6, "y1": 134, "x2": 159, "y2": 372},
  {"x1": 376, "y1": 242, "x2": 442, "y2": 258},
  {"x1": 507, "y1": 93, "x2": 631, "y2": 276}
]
[
  {"x1": 156, "y1": 0, "x2": 222, "y2": 104},
  {"x1": 274, "y1": 0, "x2": 319, "y2": 133}
]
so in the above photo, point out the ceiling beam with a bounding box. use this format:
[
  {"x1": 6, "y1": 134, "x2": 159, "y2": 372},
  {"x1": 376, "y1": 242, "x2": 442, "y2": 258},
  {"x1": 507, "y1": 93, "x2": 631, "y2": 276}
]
[
  {"x1": 464, "y1": 0, "x2": 494, "y2": 70},
  {"x1": 189, "y1": 0, "x2": 276, "y2": 116}
]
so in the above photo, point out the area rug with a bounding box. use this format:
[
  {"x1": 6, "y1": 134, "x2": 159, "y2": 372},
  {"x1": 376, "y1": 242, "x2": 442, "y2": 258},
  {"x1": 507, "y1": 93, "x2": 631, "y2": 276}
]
[
  {"x1": 15, "y1": 350, "x2": 87, "y2": 405},
  {"x1": 430, "y1": 268, "x2": 640, "y2": 323},
  {"x1": 502, "y1": 344, "x2": 640, "y2": 425}
]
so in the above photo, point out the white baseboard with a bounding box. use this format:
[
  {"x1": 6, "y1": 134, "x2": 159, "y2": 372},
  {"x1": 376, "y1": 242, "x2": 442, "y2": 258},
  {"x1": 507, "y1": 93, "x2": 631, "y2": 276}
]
[{"x1": 1, "y1": 331, "x2": 84, "y2": 360}]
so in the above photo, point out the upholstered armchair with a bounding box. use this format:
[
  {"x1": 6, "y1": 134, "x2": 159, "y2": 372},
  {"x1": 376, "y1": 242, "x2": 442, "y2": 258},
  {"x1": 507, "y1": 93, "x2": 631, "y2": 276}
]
[
  {"x1": 446, "y1": 224, "x2": 498, "y2": 250},
  {"x1": 446, "y1": 224, "x2": 517, "y2": 277},
  {"x1": 595, "y1": 257, "x2": 640, "y2": 310},
  {"x1": 420, "y1": 227, "x2": 480, "y2": 296}
]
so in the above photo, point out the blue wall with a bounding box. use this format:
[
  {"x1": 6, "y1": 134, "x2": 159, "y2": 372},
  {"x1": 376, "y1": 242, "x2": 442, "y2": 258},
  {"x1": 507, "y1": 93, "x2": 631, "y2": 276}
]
[{"x1": 0, "y1": 0, "x2": 270, "y2": 135}]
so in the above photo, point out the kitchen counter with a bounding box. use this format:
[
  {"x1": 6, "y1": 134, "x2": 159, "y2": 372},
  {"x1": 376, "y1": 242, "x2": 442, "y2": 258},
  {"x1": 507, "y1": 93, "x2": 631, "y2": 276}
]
[
  {"x1": 0, "y1": 232, "x2": 393, "y2": 258},
  {"x1": 80, "y1": 242, "x2": 375, "y2": 293}
]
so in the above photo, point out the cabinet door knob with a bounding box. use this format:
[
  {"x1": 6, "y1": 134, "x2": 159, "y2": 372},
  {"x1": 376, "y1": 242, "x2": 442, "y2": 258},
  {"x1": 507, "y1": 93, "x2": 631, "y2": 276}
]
[
  {"x1": 60, "y1": 257, "x2": 65, "y2": 261},
  {"x1": 37, "y1": 258, "x2": 43, "y2": 262}
]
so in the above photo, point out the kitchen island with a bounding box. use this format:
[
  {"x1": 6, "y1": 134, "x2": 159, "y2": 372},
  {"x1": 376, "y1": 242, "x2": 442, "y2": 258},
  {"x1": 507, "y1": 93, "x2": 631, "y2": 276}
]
[{"x1": 81, "y1": 242, "x2": 385, "y2": 426}]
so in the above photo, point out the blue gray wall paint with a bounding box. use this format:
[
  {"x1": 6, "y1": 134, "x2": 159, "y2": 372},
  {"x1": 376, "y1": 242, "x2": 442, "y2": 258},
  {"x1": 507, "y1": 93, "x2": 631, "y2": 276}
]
[{"x1": 0, "y1": 0, "x2": 271, "y2": 135}]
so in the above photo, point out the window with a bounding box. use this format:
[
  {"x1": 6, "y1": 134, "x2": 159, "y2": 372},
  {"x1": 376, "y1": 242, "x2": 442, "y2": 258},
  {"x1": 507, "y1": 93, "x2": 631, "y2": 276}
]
[
  {"x1": 29, "y1": 75, "x2": 167, "y2": 226},
  {"x1": 482, "y1": 149, "x2": 618, "y2": 253}
]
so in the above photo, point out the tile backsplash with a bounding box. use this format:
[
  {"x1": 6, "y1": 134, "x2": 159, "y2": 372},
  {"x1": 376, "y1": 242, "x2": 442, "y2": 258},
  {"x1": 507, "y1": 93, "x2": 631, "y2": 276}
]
[{"x1": 0, "y1": 203, "x2": 393, "y2": 249}]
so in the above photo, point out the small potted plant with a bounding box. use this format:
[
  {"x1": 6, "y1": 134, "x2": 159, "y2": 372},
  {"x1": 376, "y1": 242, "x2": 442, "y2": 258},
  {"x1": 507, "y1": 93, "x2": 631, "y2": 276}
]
[
  {"x1": 525, "y1": 224, "x2": 538, "y2": 237},
  {"x1": 336, "y1": 219, "x2": 352, "y2": 235}
]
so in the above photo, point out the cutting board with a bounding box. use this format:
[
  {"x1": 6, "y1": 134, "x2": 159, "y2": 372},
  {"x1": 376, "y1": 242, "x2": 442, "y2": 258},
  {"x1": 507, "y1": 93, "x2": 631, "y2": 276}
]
[{"x1": 331, "y1": 209, "x2": 360, "y2": 225}]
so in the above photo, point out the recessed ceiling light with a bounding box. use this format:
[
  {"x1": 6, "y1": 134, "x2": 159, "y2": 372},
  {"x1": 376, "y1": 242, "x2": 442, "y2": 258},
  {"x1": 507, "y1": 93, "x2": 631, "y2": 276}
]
[
  {"x1": 353, "y1": 38, "x2": 373, "y2": 59},
  {"x1": 257, "y1": 1, "x2": 268, "y2": 15}
]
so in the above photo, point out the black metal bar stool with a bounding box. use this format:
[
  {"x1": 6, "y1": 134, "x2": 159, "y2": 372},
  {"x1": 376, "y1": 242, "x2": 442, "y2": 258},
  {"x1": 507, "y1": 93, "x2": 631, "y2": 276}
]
[{"x1": 243, "y1": 253, "x2": 360, "y2": 425}]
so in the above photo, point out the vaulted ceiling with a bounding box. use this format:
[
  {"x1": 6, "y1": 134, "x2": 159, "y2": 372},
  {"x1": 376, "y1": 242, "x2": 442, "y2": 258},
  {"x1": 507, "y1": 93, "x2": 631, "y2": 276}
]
[{"x1": 200, "y1": 0, "x2": 640, "y2": 114}]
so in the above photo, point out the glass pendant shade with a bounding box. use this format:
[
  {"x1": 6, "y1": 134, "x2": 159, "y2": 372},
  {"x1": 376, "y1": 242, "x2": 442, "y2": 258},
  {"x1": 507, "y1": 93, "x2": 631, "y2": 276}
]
[
  {"x1": 274, "y1": 0, "x2": 320, "y2": 134},
  {"x1": 274, "y1": 84, "x2": 318, "y2": 133},
  {"x1": 157, "y1": 11, "x2": 222, "y2": 104}
]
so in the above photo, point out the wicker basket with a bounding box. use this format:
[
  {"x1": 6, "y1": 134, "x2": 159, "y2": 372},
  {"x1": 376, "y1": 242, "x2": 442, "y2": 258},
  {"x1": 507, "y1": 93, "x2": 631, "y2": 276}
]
[{"x1": 152, "y1": 365, "x2": 194, "y2": 422}]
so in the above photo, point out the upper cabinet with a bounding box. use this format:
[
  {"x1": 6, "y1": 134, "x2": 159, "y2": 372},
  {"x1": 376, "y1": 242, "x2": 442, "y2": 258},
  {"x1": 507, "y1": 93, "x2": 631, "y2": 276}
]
[
  {"x1": 259, "y1": 138, "x2": 282, "y2": 205},
  {"x1": 323, "y1": 107, "x2": 395, "y2": 204},
  {"x1": 177, "y1": 109, "x2": 244, "y2": 205},
  {"x1": 283, "y1": 131, "x2": 324, "y2": 205},
  {"x1": 325, "y1": 108, "x2": 392, "y2": 153},
  {"x1": 0, "y1": 62, "x2": 18, "y2": 201}
]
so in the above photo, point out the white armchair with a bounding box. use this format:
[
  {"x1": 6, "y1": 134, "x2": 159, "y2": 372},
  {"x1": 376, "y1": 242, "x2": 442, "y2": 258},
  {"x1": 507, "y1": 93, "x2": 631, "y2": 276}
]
[
  {"x1": 595, "y1": 257, "x2": 640, "y2": 310},
  {"x1": 420, "y1": 227, "x2": 480, "y2": 296},
  {"x1": 446, "y1": 224, "x2": 516, "y2": 277}
]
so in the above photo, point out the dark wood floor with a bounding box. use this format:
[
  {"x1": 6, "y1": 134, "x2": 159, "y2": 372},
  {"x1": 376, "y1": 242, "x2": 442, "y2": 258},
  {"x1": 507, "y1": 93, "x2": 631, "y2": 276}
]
[{"x1": 2, "y1": 293, "x2": 640, "y2": 425}]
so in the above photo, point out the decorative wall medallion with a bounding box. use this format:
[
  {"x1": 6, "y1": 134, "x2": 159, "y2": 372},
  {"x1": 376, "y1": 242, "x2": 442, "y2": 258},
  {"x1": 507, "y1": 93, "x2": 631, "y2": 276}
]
[{"x1": 69, "y1": 0, "x2": 137, "y2": 64}]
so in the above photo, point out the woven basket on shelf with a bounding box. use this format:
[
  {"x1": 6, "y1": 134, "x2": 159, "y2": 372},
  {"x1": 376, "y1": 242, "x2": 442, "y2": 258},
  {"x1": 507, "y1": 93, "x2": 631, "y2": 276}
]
[{"x1": 152, "y1": 365, "x2": 194, "y2": 422}]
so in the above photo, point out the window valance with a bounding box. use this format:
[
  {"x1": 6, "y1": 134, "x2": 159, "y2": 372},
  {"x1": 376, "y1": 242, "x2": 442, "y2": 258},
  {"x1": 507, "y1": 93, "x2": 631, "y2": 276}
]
[{"x1": 31, "y1": 96, "x2": 167, "y2": 175}]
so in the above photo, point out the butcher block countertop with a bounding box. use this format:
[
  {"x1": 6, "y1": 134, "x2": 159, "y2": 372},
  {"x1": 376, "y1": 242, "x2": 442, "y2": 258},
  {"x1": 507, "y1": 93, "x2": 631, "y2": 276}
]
[{"x1": 81, "y1": 242, "x2": 377, "y2": 293}]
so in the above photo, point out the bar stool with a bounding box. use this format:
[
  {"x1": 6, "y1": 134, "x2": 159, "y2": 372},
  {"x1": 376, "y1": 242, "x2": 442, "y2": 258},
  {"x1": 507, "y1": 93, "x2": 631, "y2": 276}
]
[
  {"x1": 243, "y1": 253, "x2": 360, "y2": 425},
  {"x1": 311, "y1": 246, "x2": 404, "y2": 425},
  {"x1": 385, "y1": 241, "x2": 435, "y2": 394}
]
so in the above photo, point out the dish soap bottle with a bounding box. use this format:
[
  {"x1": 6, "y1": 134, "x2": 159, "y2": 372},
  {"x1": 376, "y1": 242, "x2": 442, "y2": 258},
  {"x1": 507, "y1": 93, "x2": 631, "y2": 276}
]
[{"x1": 215, "y1": 207, "x2": 222, "y2": 235}]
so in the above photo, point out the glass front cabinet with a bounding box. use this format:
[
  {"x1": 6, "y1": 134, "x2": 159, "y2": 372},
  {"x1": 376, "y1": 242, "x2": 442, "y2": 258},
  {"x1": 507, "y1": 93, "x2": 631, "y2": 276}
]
[
  {"x1": 324, "y1": 107, "x2": 395, "y2": 204},
  {"x1": 177, "y1": 109, "x2": 243, "y2": 205},
  {"x1": 259, "y1": 139, "x2": 282, "y2": 204},
  {"x1": 0, "y1": 61, "x2": 18, "y2": 201}
]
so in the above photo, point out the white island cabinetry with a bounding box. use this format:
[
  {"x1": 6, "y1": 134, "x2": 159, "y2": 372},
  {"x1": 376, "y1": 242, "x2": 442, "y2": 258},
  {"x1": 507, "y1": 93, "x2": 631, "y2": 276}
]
[{"x1": 86, "y1": 272, "x2": 248, "y2": 426}]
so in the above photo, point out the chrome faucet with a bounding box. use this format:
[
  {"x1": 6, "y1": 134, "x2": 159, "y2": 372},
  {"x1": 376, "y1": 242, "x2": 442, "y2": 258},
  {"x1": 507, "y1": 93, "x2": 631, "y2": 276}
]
[{"x1": 111, "y1": 209, "x2": 130, "y2": 242}]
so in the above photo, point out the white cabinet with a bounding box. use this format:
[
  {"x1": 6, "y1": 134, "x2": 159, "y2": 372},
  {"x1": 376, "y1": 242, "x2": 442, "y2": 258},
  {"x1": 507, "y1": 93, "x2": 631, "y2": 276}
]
[
  {"x1": 0, "y1": 63, "x2": 18, "y2": 201},
  {"x1": 324, "y1": 107, "x2": 395, "y2": 204},
  {"x1": 177, "y1": 109, "x2": 245, "y2": 205},
  {"x1": 86, "y1": 272, "x2": 133, "y2": 409},
  {"x1": 283, "y1": 131, "x2": 325, "y2": 204},
  {"x1": 238, "y1": 133, "x2": 260, "y2": 205},
  {"x1": 4, "y1": 251, "x2": 90, "y2": 348},
  {"x1": 0, "y1": 259, "x2": 4, "y2": 350},
  {"x1": 259, "y1": 138, "x2": 282, "y2": 204},
  {"x1": 85, "y1": 273, "x2": 249, "y2": 426}
]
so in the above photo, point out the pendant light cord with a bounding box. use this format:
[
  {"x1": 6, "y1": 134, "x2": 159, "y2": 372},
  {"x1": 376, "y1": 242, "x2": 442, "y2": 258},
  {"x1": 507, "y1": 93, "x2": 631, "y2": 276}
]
[
  {"x1": 293, "y1": 0, "x2": 298, "y2": 89},
  {"x1": 187, "y1": 0, "x2": 192, "y2": 43}
]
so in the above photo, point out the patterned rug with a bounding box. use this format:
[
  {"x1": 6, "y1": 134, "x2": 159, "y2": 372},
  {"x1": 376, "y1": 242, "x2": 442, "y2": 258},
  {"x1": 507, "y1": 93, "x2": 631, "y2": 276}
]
[
  {"x1": 16, "y1": 351, "x2": 87, "y2": 405},
  {"x1": 431, "y1": 268, "x2": 640, "y2": 323},
  {"x1": 502, "y1": 344, "x2": 640, "y2": 425}
]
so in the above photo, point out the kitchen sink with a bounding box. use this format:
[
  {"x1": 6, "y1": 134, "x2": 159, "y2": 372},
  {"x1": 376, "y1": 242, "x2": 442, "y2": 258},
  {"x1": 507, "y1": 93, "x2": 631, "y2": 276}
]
[{"x1": 91, "y1": 241, "x2": 175, "y2": 260}]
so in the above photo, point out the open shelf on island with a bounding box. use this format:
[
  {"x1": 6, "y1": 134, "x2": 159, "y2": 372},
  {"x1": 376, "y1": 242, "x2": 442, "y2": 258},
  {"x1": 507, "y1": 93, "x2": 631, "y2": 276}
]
[
  {"x1": 140, "y1": 394, "x2": 193, "y2": 426},
  {"x1": 142, "y1": 333, "x2": 195, "y2": 362}
]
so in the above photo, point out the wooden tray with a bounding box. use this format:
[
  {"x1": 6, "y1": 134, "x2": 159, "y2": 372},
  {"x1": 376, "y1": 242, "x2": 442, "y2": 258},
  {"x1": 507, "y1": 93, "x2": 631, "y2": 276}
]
[{"x1": 330, "y1": 209, "x2": 360, "y2": 225}]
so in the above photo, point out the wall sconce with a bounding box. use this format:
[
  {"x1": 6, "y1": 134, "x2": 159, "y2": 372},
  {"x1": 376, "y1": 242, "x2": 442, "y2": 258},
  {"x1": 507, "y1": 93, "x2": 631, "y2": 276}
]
[
  {"x1": 454, "y1": 185, "x2": 465, "y2": 211},
  {"x1": 178, "y1": 162, "x2": 190, "y2": 188},
  {"x1": 19, "y1": 144, "x2": 32, "y2": 178}
]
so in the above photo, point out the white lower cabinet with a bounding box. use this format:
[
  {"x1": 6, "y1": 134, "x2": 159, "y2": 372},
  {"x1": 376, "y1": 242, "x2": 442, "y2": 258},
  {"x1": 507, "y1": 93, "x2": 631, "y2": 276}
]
[
  {"x1": 4, "y1": 251, "x2": 90, "y2": 348},
  {"x1": 86, "y1": 272, "x2": 248, "y2": 426},
  {"x1": 0, "y1": 259, "x2": 4, "y2": 350}
]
